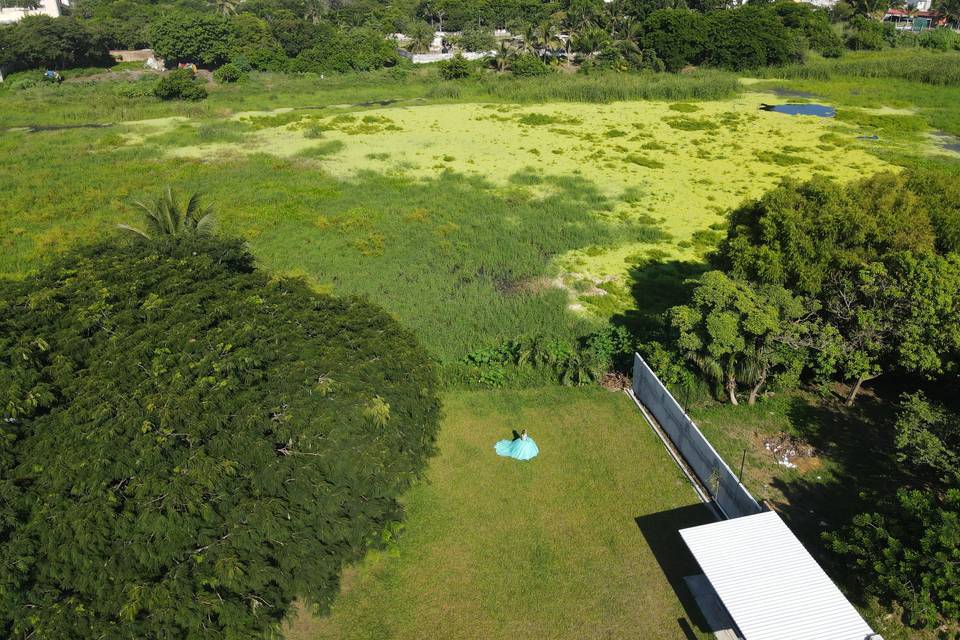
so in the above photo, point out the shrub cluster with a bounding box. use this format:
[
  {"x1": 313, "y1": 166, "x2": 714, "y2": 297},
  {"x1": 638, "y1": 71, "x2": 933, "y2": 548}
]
[
  {"x1": 288, "y1": 26, "x2": 399, "y2": 74},
  {"x1": 456, "y1": 326, "x2": 635, "y2": 388},
  {"x1": 153, "y1": 68, "x2": 208, "y2": 100},
  {"x1": 213, "y1": 62, "x2": 244, "y2": 83},
  {"x1": 510, "y1": 52, "x2": 551, "y2": 77},
  {"x1": 437, "y1": 53, "x2": 472, "y2": 80}
]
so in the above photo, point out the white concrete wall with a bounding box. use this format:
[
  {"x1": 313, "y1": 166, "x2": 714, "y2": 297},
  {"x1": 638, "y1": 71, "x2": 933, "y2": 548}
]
[
  {"x1": 397, "y1": 50, "x2": 495, "y2": 64},
  {"x1": 0, "y1": 0, "x2": 61, "y2": 24}
]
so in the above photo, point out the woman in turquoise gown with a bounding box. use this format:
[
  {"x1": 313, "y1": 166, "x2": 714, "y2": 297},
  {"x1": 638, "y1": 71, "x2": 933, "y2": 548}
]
[{"x1": 495, "y1": 429, "x2": 539, "y2": 461}]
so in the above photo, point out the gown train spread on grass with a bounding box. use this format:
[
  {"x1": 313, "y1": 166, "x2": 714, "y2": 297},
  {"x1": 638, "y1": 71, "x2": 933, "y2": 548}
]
[{"x1": 495, "y1": 434, "x2": 539, "y2": 461}]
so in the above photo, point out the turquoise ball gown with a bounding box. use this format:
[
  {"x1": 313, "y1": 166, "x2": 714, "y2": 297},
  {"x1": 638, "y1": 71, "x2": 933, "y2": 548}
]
[{"x1": 495, "y1": 433, "x2": 539, "y2": 461}]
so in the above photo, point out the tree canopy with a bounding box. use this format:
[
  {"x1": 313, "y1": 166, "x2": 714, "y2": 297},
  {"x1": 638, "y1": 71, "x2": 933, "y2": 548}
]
[
  {"x1": 0, "y1": 15, "x2": 110, "y2": 70},
  {"x1": 716, "y1": 172, "x2": 936, "y2": 296},
  {"x1": 827, "y1": 393, "x2": 960, "y2": 627},
  {"x1": 669, "y1": 270, "x2": 812, "y2": 405},
  {"x1": 0, "y1": 238, "x2": 441, "y2": 639}
]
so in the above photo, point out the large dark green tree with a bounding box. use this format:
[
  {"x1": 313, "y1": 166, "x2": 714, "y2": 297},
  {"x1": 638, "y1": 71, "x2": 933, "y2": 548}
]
[
  {"x1": 669, "y1": 271, "x2": 814, "y2": 405},
  {"x1": 824, "y1": 252, "x2": 960, "y2": 404},
  {"x1": 712, "y1": 172, "x2": 955, "y2": 404},
  {"x1": 640, "y1": 9, "x2": 707, "y2": 71},
  {"x1": 701, "y1": 5, "x2": 801, "y2": 70},
  {"x1": 149, "y1": 12, "x2": 233, "y2": 66},
  {"x1": 1, "y1": 15, "x2": 109, "y2": 70},
  {"x1": 716, "y1": 172, "x2": 936, "y2": 297},
  {"x1": 827, "y1": 393, "x2": 960, "y2": 627},
  {"x1": 0, "y1": 238, "x2": 441, "y2": 639}
]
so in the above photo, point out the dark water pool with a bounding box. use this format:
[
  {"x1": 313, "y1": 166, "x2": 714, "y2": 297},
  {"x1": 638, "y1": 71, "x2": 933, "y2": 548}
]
[
  {"x1": 760, "y1": 103, "x2": 835, "y2": 118},
  {"x1": 932, "y1": 131, "x2": 960, "y2": 154}
]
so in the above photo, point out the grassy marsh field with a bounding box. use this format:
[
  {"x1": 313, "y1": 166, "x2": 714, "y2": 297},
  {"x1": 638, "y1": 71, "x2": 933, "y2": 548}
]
[{"x1": 7, "y1": 56, "x2": 951, "y2": 361}]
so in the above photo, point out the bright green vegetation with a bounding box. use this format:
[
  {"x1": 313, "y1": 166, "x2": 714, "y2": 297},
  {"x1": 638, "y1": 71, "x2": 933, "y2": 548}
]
[
  {"x1": 0, "y1": 70, "x2": 904, "y2": 361},
  {"x1": 0, "y1": 66, "x2": 739, "y2": 128},
  {"x1": 286, "y1": 387, "x2": 713, "y2": 640},
  {"x1": 0, "y1": 238, "x2": 441, "y2": 638}
]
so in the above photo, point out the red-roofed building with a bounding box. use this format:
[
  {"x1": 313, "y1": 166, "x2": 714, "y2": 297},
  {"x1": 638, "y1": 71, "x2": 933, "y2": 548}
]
[{"x1": 883, "y1": 6, "x2": 950, "y2": 29}]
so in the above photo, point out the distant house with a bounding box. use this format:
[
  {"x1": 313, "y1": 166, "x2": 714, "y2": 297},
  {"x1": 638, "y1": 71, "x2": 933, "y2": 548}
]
[
  {"x1": 883, "y1": 7, "x2": 948, "y2": 29},
  {"x1": 0, "y1": 0, "x2": 67, "y2": 24}
]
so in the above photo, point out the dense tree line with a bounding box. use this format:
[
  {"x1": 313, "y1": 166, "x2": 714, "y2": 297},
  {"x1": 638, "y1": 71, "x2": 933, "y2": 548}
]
[
  {"x1": 0, "y1": 0, "x2": 886, "y2": 75},
  {"x1": 0, "y1": 235, "x2": 441, "y2": 638},
  {"x1": 1, "y1": 0, "x2": 955, "y2": 76}
]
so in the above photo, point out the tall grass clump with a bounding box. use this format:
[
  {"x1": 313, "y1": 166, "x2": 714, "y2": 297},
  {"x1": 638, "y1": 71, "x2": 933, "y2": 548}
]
[
  {"x1": 757, "y1": 50, "x2": 960, "y2": 87},
  {"x1": 477, "y1": 70, "x2": 740, "y2": 103}
]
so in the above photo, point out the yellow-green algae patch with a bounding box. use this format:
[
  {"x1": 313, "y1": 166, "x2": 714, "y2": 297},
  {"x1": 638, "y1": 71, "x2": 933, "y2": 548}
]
[{"x1": 142, "y1": 95, "x2": 894, "y2": 306}]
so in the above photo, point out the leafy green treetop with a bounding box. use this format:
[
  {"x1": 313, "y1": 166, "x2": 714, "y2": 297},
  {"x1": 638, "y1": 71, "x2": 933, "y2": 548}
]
[
  {"x1": 669, "y1": 271, "x2": 814, "y2": 405},
  {"x1": 0, "y1": 238, "x2": 441, "y2": 639},
  {"x1": 824, "y1": 252, "x2": 960, "y2": 404},
  {"x1": 717, "y1": 173, "x2": 935, "y2": 296}
]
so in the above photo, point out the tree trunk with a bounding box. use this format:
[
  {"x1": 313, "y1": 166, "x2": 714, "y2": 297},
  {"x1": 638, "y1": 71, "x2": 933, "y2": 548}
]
[
  {"x1": 726, "y1": 374, "x2": 738, "y2": 406},
  {"x1": 748, "y1": 370, "x2": 767, "y2": 406},
  {"x1": 845, "y1": 373, "x2": 878, "y2": 406}
]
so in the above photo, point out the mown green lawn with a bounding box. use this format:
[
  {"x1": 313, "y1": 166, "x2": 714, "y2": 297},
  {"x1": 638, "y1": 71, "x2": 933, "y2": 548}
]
[{"x1": 285, "y1": 387, "x2": 714, "y2": 640}]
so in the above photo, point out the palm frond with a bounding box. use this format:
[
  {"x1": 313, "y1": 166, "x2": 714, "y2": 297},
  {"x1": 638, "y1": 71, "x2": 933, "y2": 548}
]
[
  {"x1": 195, "y1": 212, "x2": 217, "y2": 237},
  {"x1": 116, "y1": 223, "x2": 152, "y2": 240},
  {"x1": 120, "y1": 188, "x2": 217, "y2": 241}
]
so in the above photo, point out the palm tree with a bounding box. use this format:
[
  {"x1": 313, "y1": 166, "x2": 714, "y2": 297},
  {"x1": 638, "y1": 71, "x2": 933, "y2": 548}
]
[
  {"x1": 572, "y1": 25, "x2": 610, "y2": 62},
  {"x1": 118, "y1": 188, "x2": 216, "y2": 240},
  {"x1": 516, "y1": 23, "x2": 539, "y2": 56},
  {"x1": 491, "y1": 42, "x2": 514, "y2": 72},
  {"x1": 559, "y1": 353, "x2": 599, "y2": 387},
  {"x1": 209, "y1": 0, "x2": 239, "y2": 17},
  {"x1": 609, "y1": 18, "x2": 643, "y2": 67},
  {"x1": 407, "y1": 21, "x2": 435, "y2": 54},
  {"x1": 686, "y1": 351, "x2": 739, "y2": 405},
  {"x1": 528, "y1": 20, "x2": 562, "y2": 62},
  {"x1": 303, "y1": 0, "x2": 328, "y2": 24},
  {"x1": 564, "y1": 1, "x2": 599, "y2": 32},
  {"x1": 737, "y1": 346, "x2": 771, "y2": 406}
]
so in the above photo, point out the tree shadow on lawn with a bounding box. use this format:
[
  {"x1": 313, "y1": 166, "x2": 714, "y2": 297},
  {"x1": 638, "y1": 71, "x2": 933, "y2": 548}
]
[
  {"x1": 635, "y1": 503, "x2": 717, "y2": 638},
  {"x1": 612, "y1": 259, "x2": 710, "y2": 338},
  {"x1": 768, "y1": 391, "x2": 899, "y2": 606}
]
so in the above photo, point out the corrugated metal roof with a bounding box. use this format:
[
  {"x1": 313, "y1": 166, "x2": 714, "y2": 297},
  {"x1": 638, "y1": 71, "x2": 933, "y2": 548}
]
[{"x1": 679, "y1": 511, "x2": 876, "y2": 640}]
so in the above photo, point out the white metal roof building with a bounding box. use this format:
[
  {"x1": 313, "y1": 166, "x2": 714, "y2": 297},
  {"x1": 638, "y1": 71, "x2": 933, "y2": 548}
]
[{"x1": 679, "y1": 511, "x2": 880, "y2": 640}]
